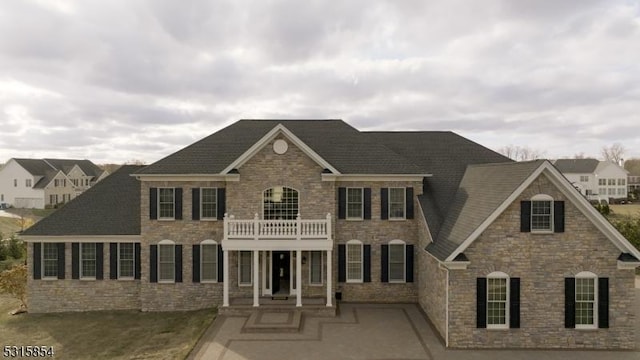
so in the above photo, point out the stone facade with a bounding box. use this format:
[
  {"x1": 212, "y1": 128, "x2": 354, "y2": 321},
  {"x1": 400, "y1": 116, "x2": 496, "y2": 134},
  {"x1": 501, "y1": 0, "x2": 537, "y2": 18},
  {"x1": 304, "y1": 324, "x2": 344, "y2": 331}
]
[{"x1": 447, "y1": 173, "x2": 636, "y2": 349}]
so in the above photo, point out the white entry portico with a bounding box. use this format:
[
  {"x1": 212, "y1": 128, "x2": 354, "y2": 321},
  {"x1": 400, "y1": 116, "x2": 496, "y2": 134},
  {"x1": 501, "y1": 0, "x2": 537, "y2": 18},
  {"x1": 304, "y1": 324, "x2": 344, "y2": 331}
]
[{"x1": 221, "y1": 213, "x2": 334, "y2": 308}]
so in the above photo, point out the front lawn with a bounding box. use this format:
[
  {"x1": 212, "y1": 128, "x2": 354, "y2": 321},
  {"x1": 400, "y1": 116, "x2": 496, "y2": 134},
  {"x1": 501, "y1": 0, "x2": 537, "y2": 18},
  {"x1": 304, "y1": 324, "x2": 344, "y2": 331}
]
[
  {"x1": 0, "y1": 295, "x2": 216, "y2": 359},
  {"x1": 610, "y1": 204, "x2": 640, "y2": 218}
]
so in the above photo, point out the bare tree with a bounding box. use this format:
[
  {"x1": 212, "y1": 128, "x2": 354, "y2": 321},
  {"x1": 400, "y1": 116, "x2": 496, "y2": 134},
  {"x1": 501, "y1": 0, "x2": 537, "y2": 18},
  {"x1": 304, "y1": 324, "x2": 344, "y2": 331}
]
[
  {"x1": 624, "y1": 158, "x2": 640, "y2": 175},
  {"x1": 601, "y1": 143, "x2": 626, "y2": 164},
  {"x1": 573, "y1": 152, "x2": 586, "y2": 159},
  {"x1": 124, "y1": 159, "x2": 146, "y2": 165},
  {"x1": 497, "y1": 145, "x2": 546, "y2": 161}
]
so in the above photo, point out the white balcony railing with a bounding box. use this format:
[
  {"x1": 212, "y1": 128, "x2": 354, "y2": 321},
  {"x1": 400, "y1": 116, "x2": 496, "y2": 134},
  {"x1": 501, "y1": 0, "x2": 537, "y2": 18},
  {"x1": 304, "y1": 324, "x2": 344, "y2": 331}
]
[{"x1": 224, "y1": 213, "x2": 332, "y2": 241}]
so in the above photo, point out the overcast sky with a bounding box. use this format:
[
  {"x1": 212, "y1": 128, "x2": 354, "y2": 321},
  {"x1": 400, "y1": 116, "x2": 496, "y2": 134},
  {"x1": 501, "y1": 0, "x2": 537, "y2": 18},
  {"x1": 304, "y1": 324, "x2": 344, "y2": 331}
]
[{"x1": 1, "y1": 0, "x2": 639, "y2": 164}]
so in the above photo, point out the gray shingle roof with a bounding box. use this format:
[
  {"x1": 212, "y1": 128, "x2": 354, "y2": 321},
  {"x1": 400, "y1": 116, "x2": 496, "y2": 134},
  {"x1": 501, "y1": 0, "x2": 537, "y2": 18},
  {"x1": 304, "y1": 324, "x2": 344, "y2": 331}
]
[
  {"x1": 22, "y1": 165, "x2": 142, "y2": 236},
  {"x1": 426, "y1": 160, "x2": 545, "y2": 260},
  {"x1": 553, "y1": 159, "x2": 600, "y2": 173},
  {"x1": 13, "y1": 158, "x2": 55, "y2": 176},
  {"x1": 44, "y1": 159, "x2": 105, "y2": 178},
  {"x1": 137, "y1": 120, "x2": 425, "y2": 175}
]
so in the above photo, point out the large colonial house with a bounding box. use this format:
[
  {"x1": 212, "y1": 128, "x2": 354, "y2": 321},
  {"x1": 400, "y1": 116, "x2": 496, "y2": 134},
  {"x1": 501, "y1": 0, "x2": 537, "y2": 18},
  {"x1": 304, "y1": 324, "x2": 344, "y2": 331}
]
[
  {"x1": 21, "y1": 120, "x2": 640, "y2": 349},
  {"x1": 0, "y1": 158, "x2": 108, "y2": 209},
  {"x1": 554, "y1": 158, "x2": 629, "y2": 203}
]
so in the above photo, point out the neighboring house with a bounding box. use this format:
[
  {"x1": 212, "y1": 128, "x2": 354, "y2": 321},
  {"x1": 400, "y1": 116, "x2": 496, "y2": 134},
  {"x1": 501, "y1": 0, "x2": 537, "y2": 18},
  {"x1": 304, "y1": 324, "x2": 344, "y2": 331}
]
[
  {"x1": 554, "y1": 159, "x2": 629, "y2": 203},
  {"x1": 21, "y1": 120, "x2": 640, "y2": 349},
  {"x1": 0, "y1": 158, "x2": 108, "y2": 208}
]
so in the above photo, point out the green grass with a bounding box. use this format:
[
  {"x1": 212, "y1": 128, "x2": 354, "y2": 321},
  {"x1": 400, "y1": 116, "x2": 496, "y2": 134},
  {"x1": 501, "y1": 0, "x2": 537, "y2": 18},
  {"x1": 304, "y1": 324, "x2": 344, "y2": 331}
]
[
  {"x1": 0, "y1": 295, "x2": 216, "y2": 359},
  {"x1": 610, "y1": 204, "x2": 640, "y2": 218},
  {"x1": 0, "y1": 217, "x2": 20, "y2": 238}
]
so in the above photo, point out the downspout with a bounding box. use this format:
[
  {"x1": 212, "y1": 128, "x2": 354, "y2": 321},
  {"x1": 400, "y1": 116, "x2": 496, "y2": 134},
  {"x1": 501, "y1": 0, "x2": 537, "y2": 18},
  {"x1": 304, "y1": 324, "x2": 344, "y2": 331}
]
[{"x1": 439, "y1": 262, "x2": 450, "y2": 347}]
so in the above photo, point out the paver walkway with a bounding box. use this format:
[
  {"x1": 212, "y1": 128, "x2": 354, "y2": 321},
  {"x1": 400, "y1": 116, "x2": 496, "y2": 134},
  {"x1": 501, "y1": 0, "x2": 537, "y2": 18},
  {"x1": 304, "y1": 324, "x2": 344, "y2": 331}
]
[{"x1": 189, "y1": 290, "x2": 640, "y2": 360}]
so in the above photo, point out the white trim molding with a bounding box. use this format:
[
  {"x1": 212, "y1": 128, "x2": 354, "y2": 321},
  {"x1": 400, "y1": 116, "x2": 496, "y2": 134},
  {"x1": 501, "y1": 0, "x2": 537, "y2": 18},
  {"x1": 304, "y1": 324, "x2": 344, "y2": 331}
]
[{"x1": 322, "y1": 174, "x2": 430, "y2": 182}]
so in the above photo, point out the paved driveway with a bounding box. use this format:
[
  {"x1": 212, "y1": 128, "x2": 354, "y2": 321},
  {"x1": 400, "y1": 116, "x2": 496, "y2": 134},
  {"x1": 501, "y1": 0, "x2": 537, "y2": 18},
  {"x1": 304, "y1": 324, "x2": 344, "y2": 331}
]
[{"x1": 189, "y1": 290, "x2": 640, "y2": 360}]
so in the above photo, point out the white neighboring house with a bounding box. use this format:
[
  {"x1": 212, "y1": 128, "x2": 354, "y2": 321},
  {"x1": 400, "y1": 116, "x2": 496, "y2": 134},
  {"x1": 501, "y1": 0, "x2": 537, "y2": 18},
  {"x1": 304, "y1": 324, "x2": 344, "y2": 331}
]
[
  {"x1": 0, "y1": 158, "x2": 108, "y2": 209},
  {"x1": 554, "y1": 158, "x2": 629, "y2": 203}
]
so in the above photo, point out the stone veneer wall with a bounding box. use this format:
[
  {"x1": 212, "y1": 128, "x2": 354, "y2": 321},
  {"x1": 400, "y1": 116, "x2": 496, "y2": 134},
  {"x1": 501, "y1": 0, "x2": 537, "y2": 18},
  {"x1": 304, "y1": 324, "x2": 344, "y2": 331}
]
[
  {"x1": 27, "y1": 243, "x2": 141, "y2": 313},
  {"x1": 448, "y1": 173, "x2": 636, "y2": 349}
]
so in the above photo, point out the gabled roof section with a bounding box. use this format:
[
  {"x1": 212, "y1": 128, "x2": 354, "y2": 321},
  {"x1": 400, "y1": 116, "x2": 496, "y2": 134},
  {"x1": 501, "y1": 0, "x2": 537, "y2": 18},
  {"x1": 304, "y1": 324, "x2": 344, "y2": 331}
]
[
  {"x1": 553, "y1": 158, "x2": 600, "y2": 173},
  {"x1": 44, "y1": 159, "x2": 104, "y2": 178},
  {"x1": 22, "y1": 165, "x2": 142, "y2": 236},
  {"x1": 13, "y1": 158, "x2": 56, "y2": 175},
  {"x1": 33, "y1": 170, "x2": 63, "y2": 189},
  {"x1": 137, "y1": 120, "x2": 425, "y2": 175}
]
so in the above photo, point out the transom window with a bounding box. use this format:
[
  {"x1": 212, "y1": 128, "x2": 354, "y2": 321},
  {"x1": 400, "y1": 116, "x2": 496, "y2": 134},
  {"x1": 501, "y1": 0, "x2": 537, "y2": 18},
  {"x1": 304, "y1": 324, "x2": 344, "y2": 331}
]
[
  {"x1": 487, "y1": 272, "x2": 509, "y2": 328},
  {"x1": 118, "y1": 243, "x2": 134, "y2": 279},
  {"x1": 238, "y1": 251, "x2": 252, "y2": 285},
  {"x1": 531, "y1": 194, "x2": 553, "y2": 232},
  {"x1": 158, "y1": 241, "x2": 175, "y2": 282},
  {"x1": 201, "y1": 188, "x2": 218, "y2": 220},
  {"x1": 346, "y1": 188, "x2": 363, "y2": 220},
  {"x1": 575, "y1": 272, "x2": 597, "y2": 328},
  {"x1": 158, "y1": 188, "x2": 175, "y2": 219},
  {"x1": 388, "y1": 240, "x2": 406, "y2": 282},
  {"x1": 201, "y1": 241, "x2": 218, "y2": 282},
  {"x1": 309, "y1": 251, "x2": 323, "y2": 285},
  {"x1": 80, "y1": 243, "x2": 96, "y2": 279},
  {"x1": 346, "y1": 240, "x2": 363, "y2": 282},
  {"x1": 389, "y1": 188, "x2": 406, "y2": 219},
  {"x1": 263, "y1": 187, "x2": 299, "y2": 220},
  {"x1": 42, "y1": 243, "x2": 58, "y2": 278}
]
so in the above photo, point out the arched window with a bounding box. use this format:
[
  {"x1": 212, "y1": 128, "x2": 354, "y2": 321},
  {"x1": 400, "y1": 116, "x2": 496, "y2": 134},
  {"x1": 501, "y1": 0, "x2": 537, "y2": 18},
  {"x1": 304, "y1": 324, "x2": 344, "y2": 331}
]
[
  {"x1": 200, "y1": 240, "x2": 218, "y2": 282},
  {"x1": 388, "y1": 239, "x2": 406, "y2": 283},
  {"x1": 575, "y1": 271, "x2": 598, "y2": 329},
  {"x1": 346, "y1": 240, "x2": 363, "y2": 283},
  {"x1": 486, "y1": 271, "x2": 509, "y2": 329},
  {"x1": 263, "y1": 186, "x2": 299, "y2": 220},
  {"x1": 531, "y1": 194, "x2": 553, "y2": 232}
]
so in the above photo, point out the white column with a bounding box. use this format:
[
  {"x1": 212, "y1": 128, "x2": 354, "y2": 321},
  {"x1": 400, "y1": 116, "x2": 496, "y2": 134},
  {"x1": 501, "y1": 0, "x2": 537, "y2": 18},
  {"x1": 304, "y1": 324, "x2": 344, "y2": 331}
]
[
  {"x1": 223, "y1": 249, "x2": 229, "y2": 307},
  {"x1": 296, "y1": 250, "x2": 302, "y2": 307},
  {"x1": 326, "y1": 249, "x2": 332, "y2": 307},
  {"x1": 253, "y1": 250, "x2": 259, "y2": 307}
]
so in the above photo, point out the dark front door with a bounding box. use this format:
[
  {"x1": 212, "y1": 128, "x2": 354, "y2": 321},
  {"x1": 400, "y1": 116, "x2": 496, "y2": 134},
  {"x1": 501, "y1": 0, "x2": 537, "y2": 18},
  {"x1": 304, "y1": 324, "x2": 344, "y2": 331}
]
[{"x1": 272, "y1": 251, "x2": 290, "y2": 295}]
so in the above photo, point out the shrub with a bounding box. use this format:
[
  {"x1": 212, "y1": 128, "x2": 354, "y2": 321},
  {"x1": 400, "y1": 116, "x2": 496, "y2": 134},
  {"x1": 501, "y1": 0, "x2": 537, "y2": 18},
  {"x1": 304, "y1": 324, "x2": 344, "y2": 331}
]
[
  {"x1": 0, "y1": 263, "x2": 27, "y2": 309},
  {"x1": 7, "y1": 236, "x2": 26, "y2": 260},
  {"x1": 610, "y1": 216, "x2": 640, "y2": 251}
]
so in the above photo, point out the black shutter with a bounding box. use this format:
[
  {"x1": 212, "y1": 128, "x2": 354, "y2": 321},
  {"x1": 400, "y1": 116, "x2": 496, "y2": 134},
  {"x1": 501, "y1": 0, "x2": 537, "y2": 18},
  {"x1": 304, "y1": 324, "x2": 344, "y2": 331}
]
[
  {"x1": 217, "y1": 244, "x2": 224, "y2": 282},
  {"x1": 381, "y1": 188, "x2": 389, "y2": 220},
  {"x1": 364, "y1": 188, "x2": 372, "y2": 220},
  {"x1": 175, "y1": 245, "x2": 183, "y2": 282},
  {"x1": 338, "y1": 188, "x2": 346, "y2": 219},
  {"x1": 406, "y1": 245, "x2": 414, "y2": 283},
  {"x1": 150, "y1": 245, "x2": 158, "y2": 283},
  {"x1": 96, "y1": 243, "x2": 104, "y2": 280},
  {"x1": 363, "y1": 245, "x2": 371, "y2": 282},
  {"x1": 598, "y1": 277, "x2": 609, "y2": 328},
  {"x1": 150, "y1": 188, "x2": 158, "y2": 220},
  {"x1": 72, "y1": 243, "x2": 79, "y2": 279},
  {"x1": 381, "y1": 244, "x2": 389, "y2": 283},
  {"x1": 109, "y1": 243, "x2": 118, "y2": 279},
  {"x1": 192, "y1": 245, "x2": 200, "y2": 283},
  {"x1": 406, "y1": 187, "x2": 414, "y2": 219},
  {"x1": 338, "y1": 244, "x2": 346, "y2": 282},
  {"x1": 33, "y1": 243, "x2": 41, "y2": 280},
  {"x1": 175, "y1": 188, "x2": 183, "y2": 220},
  {"x1": 57, "y1": 243, "x2": 65, "y2": 279},
  {"x1": 554, "y1": 201, "x2": 565, "y2": 233},
  {"x1": 477, "y1": 278, "x2": 487, "y2": 328},
  {"x1": 217, "y1": 188, "x2": 226, "y2": 220},
  {"x1": 520, "y1": 201, "x2": 531, "y2": 232},
  {"x1": 134, "y1": 243, "x2": 141, "y2": 280},
  {"x1": 192, "y1": 188, "x2": 200, "y2": 221},
  {"x1": 510, "y1": 278, "x2": 520, "y2": 328},
  {"x1": 565, "y1": 277, "x2": 576, "y2": 328}
]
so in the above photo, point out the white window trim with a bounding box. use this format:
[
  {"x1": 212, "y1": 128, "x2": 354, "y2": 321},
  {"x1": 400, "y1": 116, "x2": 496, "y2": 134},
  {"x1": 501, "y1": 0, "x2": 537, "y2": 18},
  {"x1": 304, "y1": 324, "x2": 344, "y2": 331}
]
[
  {"x1": 158, "y1": 239, "x2": 175, "y2": 283},
  {"x1": 158, "y1": 188, "x2": 176, "y2": 221},
  {"x1": 531, "y1": 194, "x2": 554, "y2": 234},
  {"x1": 388, "y1": 188, "x2": 407, "y2": 221},
  {"x1": 79, "y1": 243, "x2": 96, "y2": 280},
  {"x1": 487, "y1": 271, "x2": 509, "y2": 330},
  {"x1": 238, "y1": 251, "x2": 252, "y2": 286},
  {"x1": 308, "y1": 251, "x2": 323, "y2": 286},
  {"x1": 200, "y1": 188, "x2": 218, "y2": 221},
  {"x1": 262, "y1": 186, "x2": 300, "y2": 220},
  {"x1": 41, "y1": 242, "x2": 58, "y2": 280},
  {"x1": 117, "y1": 243, "x2": 135, "y2": 280},
  {"x1": 575, "y1": 271, "x2": 598, "y2": 330},
  {"x1": 388, "y1": 239, "x2": 406, "y2": 283},
  {"x1": 200, "y1": 239, "x2": 218, "y2": 283},
  {"x1": 346, "y1": 240, "x2": 363, "y2": 283},
  {"x1": 346, "y1": 187, "x2": 364, "y2": 221}
]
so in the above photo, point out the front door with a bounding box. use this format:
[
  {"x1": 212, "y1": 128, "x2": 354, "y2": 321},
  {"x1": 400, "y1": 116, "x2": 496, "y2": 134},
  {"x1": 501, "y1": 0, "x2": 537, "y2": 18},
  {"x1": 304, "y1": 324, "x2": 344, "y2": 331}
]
[{"x1": 272, "y1": 251, "x2": 290, "y2": 295}]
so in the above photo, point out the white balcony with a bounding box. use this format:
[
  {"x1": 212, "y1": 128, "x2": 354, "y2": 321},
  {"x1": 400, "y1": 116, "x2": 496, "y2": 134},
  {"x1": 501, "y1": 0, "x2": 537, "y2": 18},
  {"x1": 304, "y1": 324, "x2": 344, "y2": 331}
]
[{"x1": 222, "y1": 213, "x2": 333, "y2": 251}]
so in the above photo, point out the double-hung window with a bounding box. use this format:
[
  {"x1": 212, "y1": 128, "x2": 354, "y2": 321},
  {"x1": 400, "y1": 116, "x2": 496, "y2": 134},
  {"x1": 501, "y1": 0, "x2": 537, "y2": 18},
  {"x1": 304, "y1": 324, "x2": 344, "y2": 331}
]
[
  {"x1": 42, "y1": 243, "x2": 58, "y2": 279},
  {"x1": 487, "y1": 272, "x2": 509, "y2": 329},
  {"x1": 158, "y1": 241, "x2": 175, "y2": 282},
  {"x1": 531, "y1": 194, "x2": 552, "y2": 232},
  {"x1": 238, "y1": 251, "x2": 252, "y2": 285},
  {"x1": 309, "y1": 251, "x2": 323, "y2": 285},
  {"x1": 388, "y1": 241, "x2": 406, "y2": 282},
  {"x1": 346, "y1": 240, "x2": 363, "y2": 282},
  {"x1": 389, "y1": 188, "x2": 406, "y2": 219},
  {"x1": 80, "y1": 243, "x2": 96, "y2": 279},
  {"x1": 201, "y1": 188, "x2": 218, "y2": 220},
  {"x1": 575, "y1": 272, "x2": 597, "y2": 329},
  {"x1": 201, "y1": 241, "x2": 218, "y2": 282},
  {"x1": 346, "y1": 188, "x2": 363, "y2": 220},
  {"x1": 158, "y1": 188, "x2": 175, "y2": 219},
  {"x1": 118, "y1": 243, "x2": 134, "y2": 279}
]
